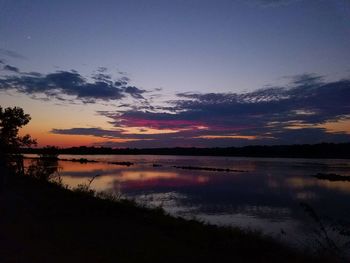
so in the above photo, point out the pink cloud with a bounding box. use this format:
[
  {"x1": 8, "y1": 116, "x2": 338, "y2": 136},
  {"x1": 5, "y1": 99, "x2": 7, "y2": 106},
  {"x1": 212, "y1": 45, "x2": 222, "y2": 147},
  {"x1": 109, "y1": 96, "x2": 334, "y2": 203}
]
[{"x1": 120, "y1": 117, "x2": 205, "y2": 130}]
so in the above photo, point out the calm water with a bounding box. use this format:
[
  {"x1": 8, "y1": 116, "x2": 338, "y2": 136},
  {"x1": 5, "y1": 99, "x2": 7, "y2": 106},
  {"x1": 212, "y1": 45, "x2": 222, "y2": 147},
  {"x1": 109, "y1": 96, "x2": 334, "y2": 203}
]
[{"x1": 26, "y1": 154, "x2": 350, "y2": 246}]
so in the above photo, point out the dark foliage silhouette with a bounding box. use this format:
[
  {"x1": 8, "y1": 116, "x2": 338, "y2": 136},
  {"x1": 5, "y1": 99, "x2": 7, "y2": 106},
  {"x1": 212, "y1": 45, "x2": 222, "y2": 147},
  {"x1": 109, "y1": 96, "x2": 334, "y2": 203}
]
[
  {"x1": 300, "y1": 202, "x2": 350, "y2": 260},
  {"x1": 26, "y1": 146, "x2": 60, "y2": 182},
  {"x1": 0, "y1": 106, "x2": 36, "y2": 182}
]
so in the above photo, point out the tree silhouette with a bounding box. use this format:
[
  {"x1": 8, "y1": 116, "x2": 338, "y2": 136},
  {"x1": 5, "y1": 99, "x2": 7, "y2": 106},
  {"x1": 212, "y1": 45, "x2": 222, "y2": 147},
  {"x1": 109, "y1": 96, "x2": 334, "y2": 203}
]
[{"x1": 0, "y1": 106, "x2": 36, "y2": 175}]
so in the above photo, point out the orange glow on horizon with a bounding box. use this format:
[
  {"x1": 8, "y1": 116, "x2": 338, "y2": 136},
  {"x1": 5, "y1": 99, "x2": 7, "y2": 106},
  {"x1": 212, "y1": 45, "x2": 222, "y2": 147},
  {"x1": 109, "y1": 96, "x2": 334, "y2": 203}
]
[
  {"x1": 19, "y1": 128, "x2": 147, "y2": 148},
  {"x1": 285, "y1": 118, "x2": 350, "y2": 134},
  {"x1": 321, "y1": 118, "x2": 350, "y2": 134},
  {"x1": 121, "y1": 126, "x2": 183, "y2": 135},
  {"x1": 120, "y1": 125, "x2": 208, "y2": 135},
  {"x1": 195, "y1": 135, "x2": 258, "y2": 140}
]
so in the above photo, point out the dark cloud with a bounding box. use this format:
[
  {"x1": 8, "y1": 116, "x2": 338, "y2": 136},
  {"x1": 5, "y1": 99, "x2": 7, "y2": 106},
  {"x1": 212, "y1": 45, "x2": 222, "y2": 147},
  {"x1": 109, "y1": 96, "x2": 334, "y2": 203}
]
[
  {"x1": 0, "y1": 48, "x2": 27, "y2": 60},
  {"x1": 173, "y1": 76, "x2": 350, "y2": 127},
  {"x1": 97, "y1": 67, "x2": 108, "y2": 73},
  {"x1": 122, "y1": 86, "x2": 145, "y2": 99},
  {"x1": 0, "y1": 68, "x2": 146, "y2": 103},
  {"x1": 91, "y1": 73, "x2": 112, "y2": 82},
  {"x1": 52, "y1": 127, "x2": 123, "y2": 138},
  {"x1": 289, "y1": 73, "x2": 323, "y2": 86},
  {"x1": 24, "y1": 72, "x2": 43, "y2": 77},
  {"x1": 3, "y1": 65, "x2": 20, "y2": 73},
  {"x1": 52, "y1": 74, "x2": 350, "y2": 147}
]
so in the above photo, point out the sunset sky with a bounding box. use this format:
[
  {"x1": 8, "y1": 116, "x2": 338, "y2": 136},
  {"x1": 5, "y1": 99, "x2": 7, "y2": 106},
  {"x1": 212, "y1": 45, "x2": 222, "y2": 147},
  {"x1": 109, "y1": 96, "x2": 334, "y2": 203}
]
[{"x1": 1, "y1": 0, "x2": 350, "y2": 148}]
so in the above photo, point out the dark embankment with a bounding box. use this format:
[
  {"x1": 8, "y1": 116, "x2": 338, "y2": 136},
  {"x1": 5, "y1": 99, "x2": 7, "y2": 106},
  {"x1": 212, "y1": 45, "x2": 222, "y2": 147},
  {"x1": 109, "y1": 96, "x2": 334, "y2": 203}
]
[
  {"x1": 59, "y1": 158, "x2": 98, "y2": 163},
  {"x1": 1, "y1": 174, "x2": 332, "y2": 263},
  {"x1": 312, "y1": 173, "x2": 350, "y2": 182},
  {"x1": 108, "y1": 161, "x2": 134, "y2": 166},
  {"x1": 173, "y1": 165, "x2": 246, "y2": 172},
  {"x1": 21, "y1": 142, "x2": 350, "y2": 159}
]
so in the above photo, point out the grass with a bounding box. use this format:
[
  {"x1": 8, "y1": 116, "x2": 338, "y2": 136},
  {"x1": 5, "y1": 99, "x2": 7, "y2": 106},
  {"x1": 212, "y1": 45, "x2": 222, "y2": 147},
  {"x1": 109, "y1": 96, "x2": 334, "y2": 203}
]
[{"x1": 0, "y1": 173, "x2": 335, "y2": 263}]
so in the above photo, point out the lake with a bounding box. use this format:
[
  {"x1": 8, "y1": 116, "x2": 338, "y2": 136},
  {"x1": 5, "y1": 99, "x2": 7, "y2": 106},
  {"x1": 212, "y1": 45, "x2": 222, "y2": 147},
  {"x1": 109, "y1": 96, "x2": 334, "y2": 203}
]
[{"x1": 26, "y1": 154, "x2": 350, "y2": 247}]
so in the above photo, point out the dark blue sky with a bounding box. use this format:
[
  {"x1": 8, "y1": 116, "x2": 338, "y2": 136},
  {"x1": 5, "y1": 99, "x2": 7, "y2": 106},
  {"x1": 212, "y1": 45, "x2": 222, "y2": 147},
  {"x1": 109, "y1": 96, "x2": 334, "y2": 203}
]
[
  {"x1": 0, "y1": 0, "x2": 350, "y2": 147},
  {"x1": 1, "y1": 0, "x2": 350, "y2": 92}
]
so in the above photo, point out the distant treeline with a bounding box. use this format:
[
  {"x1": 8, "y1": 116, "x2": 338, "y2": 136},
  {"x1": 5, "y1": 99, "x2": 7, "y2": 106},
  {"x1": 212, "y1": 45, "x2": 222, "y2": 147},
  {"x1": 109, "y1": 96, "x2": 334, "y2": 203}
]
[{"x1": 20, "y1": 142, "x2": 350, "y2": 159}]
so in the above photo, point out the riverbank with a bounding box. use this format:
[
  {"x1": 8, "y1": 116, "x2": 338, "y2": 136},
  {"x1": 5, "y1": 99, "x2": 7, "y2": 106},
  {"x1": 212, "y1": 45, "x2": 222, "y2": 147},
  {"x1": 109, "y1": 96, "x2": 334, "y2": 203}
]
[
  {"x1": 21, "y1": 142, "x2": 350, "y2": 159},
  {"x1": 1, "y1": 173, "x2": 331, "y2": 263}
]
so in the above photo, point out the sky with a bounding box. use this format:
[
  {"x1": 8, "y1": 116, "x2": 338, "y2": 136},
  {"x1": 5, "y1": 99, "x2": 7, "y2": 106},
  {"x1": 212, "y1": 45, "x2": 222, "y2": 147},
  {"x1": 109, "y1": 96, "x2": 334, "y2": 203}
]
[{"x1": 0, "y1": 0, "x2": 350, "y2": 148}]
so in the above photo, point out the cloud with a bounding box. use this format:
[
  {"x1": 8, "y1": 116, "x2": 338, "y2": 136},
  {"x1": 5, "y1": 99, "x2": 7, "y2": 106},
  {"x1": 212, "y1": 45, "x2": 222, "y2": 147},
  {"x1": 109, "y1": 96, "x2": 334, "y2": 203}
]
[
  {"x1": 51, "y1": 126, "x2": 350, "y2": 148},
  {"x1": 97, "y1": 67, "x2": 108, "y2": 73},
  {"x1": 288, "y1": 73, "x2": 323, "y2": 86},
  {"x1": 52, "y1": 127, "x2": 123, "y2": 138},
  {"x1": 172, "y1": 75, "x2": 350, "y2": 126},
  {"x1": 0, "y1": 48, "x2": 27, "y2": 60},
  {"x1": 122, "y1": 86, "x2": 145, "y2": 99},
  {"x1": 0, "y1": 68, "x2": 146, "y2": 103},
  {"x1": 3, "y1": 65, "x2": 20, "y2": 73},
  {"x1": 52, "y1": 74, "x2": 350, "y2": 147}
]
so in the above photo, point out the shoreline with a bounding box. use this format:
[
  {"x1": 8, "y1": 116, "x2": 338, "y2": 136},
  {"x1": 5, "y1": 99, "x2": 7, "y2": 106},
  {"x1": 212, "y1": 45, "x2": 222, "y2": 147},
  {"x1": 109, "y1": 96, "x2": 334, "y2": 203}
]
[
  {"x1": 20, "y1": 142, "x2": 350, "y2": 159},
  {"x1": 1, "y1": 172, "x2": 330, "y2": 263}
]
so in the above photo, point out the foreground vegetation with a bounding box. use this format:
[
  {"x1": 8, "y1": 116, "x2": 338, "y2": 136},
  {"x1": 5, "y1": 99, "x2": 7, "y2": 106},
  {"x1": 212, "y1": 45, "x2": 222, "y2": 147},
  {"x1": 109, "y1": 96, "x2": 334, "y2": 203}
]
[{"x1": 1, "y1": 171, "x2": 332, "y2": 263}]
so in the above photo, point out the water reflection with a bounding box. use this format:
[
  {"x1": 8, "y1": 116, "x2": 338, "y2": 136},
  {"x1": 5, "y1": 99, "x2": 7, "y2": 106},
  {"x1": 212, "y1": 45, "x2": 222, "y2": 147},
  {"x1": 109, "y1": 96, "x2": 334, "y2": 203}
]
[
  {"x1": 31, "y1": 154, "x2": 350, "y2": 246},
  {"x1": 287, "y1": 176, "x2": 350, "y2": 194},
  {"x1": 62, "y1": 166, "x2": 210, "y2": 192}
]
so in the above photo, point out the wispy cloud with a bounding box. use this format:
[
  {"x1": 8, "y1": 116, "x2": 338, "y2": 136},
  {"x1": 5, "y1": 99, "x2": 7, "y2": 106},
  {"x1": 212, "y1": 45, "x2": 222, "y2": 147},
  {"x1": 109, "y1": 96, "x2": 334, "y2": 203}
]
[
  {"x1": 3, "y1": 64, "x2": 20, "y2": 73},
  {"x1": 0, "y1": 48, "x2": 27, "y2": 60}
]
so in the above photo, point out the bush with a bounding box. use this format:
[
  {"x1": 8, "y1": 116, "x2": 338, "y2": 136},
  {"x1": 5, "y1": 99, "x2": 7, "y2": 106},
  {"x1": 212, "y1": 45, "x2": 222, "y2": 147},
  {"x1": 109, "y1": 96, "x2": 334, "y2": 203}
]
[{"x1": 26, "y1": 146, "x2": 60, "y2": 182}]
